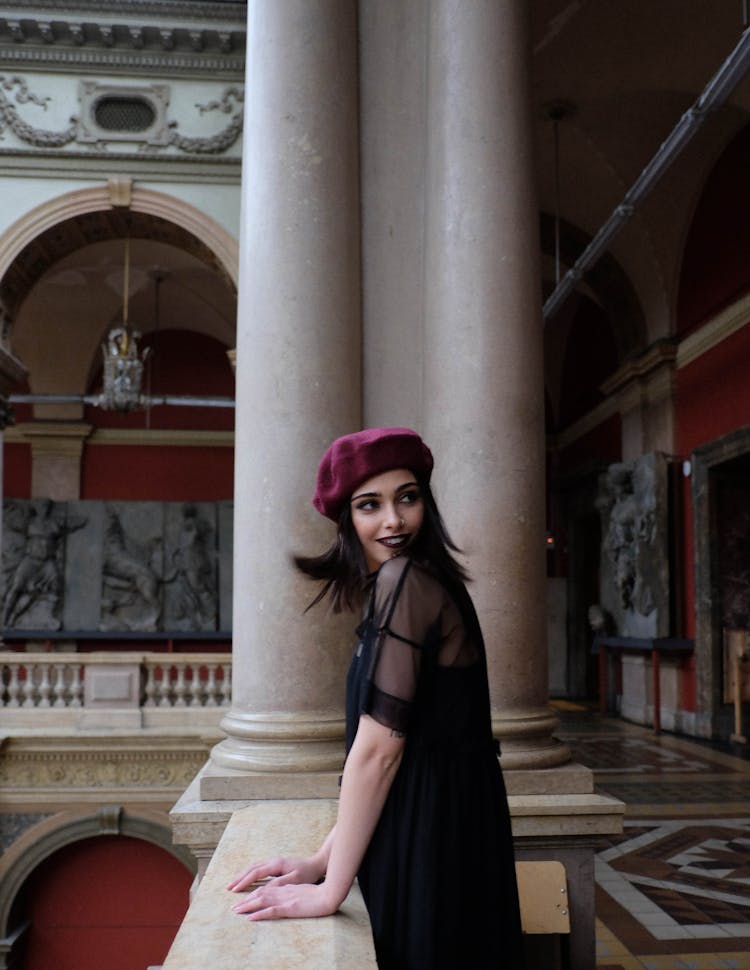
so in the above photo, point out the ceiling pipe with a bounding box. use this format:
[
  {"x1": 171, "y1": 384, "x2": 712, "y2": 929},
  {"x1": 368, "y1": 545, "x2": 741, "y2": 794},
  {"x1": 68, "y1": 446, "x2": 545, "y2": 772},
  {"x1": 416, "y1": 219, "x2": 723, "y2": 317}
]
[
  {"x1": 9, "y1": 393, "x2": 235, "y2": 409},
  {"x1": 543, "y1": 25, "x2": 750, "y2": 321}
]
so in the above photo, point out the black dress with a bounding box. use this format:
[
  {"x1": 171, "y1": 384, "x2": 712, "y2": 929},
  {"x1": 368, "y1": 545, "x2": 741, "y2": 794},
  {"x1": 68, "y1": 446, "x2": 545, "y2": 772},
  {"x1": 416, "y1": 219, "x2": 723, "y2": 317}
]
[{"x1": 345, "y1": 556, "x2": 525, "y2": 970}]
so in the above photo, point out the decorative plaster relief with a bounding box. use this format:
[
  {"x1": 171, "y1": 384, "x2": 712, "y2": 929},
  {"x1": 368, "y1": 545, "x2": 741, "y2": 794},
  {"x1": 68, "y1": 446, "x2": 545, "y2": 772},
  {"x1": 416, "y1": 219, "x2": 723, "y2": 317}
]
[
  {"x1": 0, "y1": 74, "x2": 243, "y2": 155},
  {"x1": 78, "y1": 80, "x2": 169, "y2": 145},
  {"x1": 0, "y1": 748, "x2": 207, "y2": 791},
  {"x1": 0, "y1": 74, "x2": 77, "y2": 148}
]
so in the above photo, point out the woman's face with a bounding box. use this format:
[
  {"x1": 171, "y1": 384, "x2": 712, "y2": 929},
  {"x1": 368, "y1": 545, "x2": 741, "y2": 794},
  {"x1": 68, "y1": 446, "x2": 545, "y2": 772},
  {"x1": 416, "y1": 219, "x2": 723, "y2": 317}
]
[{"x1": 350, "y1": 468, "x2": 425, "y2": 573}]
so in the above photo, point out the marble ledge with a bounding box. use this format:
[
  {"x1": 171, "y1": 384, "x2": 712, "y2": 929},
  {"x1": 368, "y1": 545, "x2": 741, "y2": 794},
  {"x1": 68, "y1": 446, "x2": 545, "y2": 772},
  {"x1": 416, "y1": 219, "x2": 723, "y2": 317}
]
[
  {"x1": 163, "y1": 799, "x2": 378, "y2": 970},
  {"x1": 199, "y1": 757, "x2": 595, "y2": 801},
  {"x1": 508, "y1": 792, "x2": 625, "y2": 839}
]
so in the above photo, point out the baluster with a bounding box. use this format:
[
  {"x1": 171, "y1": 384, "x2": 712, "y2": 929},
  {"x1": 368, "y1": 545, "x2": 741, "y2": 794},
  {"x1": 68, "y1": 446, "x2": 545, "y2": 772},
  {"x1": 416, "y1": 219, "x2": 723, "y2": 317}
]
[
  {"x1": 143, "y1": 664, "x2": 158, "y2": 707},
  {"x1": 37, "y1": 664, "x2": 52, "y2": 708},
  {"x1": 21, "y1": 664, "x2": 37, "y2": 708},
  {"x1": 173, "y1": 663, "x2": 188, "y2": 707},
  {"x1": 204, "y1": 664, "x2": 218, "y2": 707},
  {"x1": 69, "y1": 664, "x2": 83, "y2": 707},
  {"x1": 155, "y1": 665, "x2": 171, "y2": 707},
  {"x1": 189, "y1": 664, "x2": 203, "y2": 707},
  {"x1": 52, "y1": 663, "x2": 67, "y2": 707},
  {"x1": 220, "y1": 664, "x2": 232, "y2": 706},
  {"x1": 6, "y1": 664, "x2": 21, "y2": 707}
]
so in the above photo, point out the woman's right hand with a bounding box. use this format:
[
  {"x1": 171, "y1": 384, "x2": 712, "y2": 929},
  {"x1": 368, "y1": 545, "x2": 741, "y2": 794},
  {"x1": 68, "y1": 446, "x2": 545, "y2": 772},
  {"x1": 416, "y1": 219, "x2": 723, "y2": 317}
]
[{"x1": 227, "y1": 854, "x2": 326, "y2": 893}]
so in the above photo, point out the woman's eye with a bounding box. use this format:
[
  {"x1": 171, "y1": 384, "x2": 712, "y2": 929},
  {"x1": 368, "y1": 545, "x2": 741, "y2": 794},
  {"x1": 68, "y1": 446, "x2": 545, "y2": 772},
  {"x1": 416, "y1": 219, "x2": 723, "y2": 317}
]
[
  {"x1": 356, "y1": 500, "x2": 378, "y2": 512},
  {"x1": 400, "y1": 491, "x2": 420, "y2": 505}
]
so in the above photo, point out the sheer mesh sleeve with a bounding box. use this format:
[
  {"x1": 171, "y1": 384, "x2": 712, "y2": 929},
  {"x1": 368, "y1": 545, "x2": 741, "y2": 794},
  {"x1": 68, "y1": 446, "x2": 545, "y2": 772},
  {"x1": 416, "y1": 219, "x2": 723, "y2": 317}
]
[{"x1": 363, "y1": 558, "x2": 444, "y2": 735}]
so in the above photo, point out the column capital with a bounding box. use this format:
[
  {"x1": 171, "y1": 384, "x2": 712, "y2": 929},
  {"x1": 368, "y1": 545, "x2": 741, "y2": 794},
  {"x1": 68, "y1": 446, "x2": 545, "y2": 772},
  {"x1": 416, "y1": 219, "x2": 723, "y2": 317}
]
[
  {"x1": 14, "y1": 421, "x2": 94, "y2": 500},
  {"x1": 13, "y1": 421, "x2": 94, "y2": 453}
]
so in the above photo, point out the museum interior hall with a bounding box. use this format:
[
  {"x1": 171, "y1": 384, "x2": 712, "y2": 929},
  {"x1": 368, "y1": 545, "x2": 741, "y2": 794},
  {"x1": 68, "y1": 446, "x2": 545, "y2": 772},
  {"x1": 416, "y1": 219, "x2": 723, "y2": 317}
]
[{"x1": 0, "y1": 2, "x2": 750, "y2": 968}]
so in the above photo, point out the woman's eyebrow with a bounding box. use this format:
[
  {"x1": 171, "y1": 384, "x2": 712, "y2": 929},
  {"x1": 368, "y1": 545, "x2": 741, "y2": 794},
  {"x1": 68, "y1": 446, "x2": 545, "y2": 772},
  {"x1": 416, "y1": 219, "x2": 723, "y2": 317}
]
[
  {"x1": 351, "y1": 489, "x2": 380, "y2": 502},
  {"x1": 351, "y1": 481, "x2": 418, "y2": 502}
]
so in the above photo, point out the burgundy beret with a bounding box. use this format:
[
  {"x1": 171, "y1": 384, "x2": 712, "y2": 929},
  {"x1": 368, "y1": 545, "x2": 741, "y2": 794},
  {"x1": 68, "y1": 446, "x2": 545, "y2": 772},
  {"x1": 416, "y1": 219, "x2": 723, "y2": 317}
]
[{"x1": 313, "y1": 427, "x2": 434, "y2": 520}]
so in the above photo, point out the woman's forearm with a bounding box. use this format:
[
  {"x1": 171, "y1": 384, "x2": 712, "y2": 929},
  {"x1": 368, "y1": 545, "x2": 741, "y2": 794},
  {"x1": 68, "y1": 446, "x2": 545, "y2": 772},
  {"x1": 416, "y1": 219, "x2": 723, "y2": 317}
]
[
  {"x1": 322, "y1": 715, "x2": 404, "y2": 908},
  {"x1": 314, "y1": 825, "x2": 336, "y2": 873}
]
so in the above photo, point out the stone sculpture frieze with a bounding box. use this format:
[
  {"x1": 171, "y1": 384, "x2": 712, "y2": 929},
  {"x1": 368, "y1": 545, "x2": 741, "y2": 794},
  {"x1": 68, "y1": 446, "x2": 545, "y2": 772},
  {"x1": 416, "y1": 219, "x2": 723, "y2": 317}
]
[
  {"x1": 596, "y1": 453, "x2": 670, "y2": 639},
  {"x1": 2, "y1": 500, "x2": 86, "y2": 630},
  {"x1": 2, "y1": 499, "x2": 232, "y2": 633},
  {"x1": 163, "y1": 504, "x2": 217, "y2": 631},
  {"x1": 100, "y1": 505, "x2": 164, "y2": 632}
]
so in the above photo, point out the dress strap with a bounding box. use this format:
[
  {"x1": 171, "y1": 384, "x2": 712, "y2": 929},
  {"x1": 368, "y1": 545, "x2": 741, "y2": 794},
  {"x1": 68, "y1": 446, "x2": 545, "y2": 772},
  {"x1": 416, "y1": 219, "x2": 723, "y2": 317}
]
[{"x1": 379, "y1": 557, "x2": 414, "y2": 630}]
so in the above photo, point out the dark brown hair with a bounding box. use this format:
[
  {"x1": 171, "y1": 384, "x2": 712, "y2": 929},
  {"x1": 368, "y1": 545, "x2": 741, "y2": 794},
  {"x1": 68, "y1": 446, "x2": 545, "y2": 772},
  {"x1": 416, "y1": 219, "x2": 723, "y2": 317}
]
[{"x1": 294, "y1": 479, "x2": 469, "y2": 613}]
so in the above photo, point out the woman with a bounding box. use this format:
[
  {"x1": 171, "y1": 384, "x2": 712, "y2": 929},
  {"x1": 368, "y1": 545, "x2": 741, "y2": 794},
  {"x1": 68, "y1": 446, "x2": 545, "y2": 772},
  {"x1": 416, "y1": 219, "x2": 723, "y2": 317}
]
[{"x1": 229, "y1": 428, "x2": 525, "y2": 969}]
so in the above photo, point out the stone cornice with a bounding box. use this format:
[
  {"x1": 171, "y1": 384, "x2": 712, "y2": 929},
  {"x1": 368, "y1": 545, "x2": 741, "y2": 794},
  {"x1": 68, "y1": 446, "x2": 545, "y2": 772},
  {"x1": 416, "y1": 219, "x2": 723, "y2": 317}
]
[
  {"x1": 4, "y1": 0, "x2": 246, "y2": 19},
  {"x1": 0, "y1": 44, "x2": 244, "y2": 78},
  {"x1": 0, "y1": 735, "x2": 215, "y2": 804},
  {"x1": 0, "y1": 6, "x2": 246, "y2": 75},
  {"x1": 600, "y1": 340, "x2": 678, "y2": 398},
  {"x1": 676, "y1": 290, "x2": 750, "y2": 370},
  {"x1": 0, "y1": 151, "x2": 240, "y2": 182}
]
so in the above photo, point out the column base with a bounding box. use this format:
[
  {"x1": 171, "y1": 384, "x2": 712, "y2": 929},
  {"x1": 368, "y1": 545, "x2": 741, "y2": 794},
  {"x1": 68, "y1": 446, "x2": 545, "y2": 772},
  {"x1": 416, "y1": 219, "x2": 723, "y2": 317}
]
[
  {"x1": 211, "y1": 710, "x2": 346, "y2": 774},
  {"x1": 493, "y1": 706, "x2": 573, "y2": 769}
]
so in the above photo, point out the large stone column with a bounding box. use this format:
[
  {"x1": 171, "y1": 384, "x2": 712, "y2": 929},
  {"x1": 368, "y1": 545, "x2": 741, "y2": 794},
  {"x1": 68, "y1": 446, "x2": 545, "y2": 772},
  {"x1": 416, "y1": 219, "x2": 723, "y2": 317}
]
[
  {"x1": 422, "y1": 0, "x2": 568, "y2": 770},
  {"x1": 208, "y1": 0, "x2": 361, "y2": 785}
]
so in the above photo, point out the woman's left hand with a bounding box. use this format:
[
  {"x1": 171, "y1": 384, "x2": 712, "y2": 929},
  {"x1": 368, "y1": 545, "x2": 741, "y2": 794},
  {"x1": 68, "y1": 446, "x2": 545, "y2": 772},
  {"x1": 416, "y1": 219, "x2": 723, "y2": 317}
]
[{"x1": 231, "y1": 881, "x2": 341, "y2": 921}]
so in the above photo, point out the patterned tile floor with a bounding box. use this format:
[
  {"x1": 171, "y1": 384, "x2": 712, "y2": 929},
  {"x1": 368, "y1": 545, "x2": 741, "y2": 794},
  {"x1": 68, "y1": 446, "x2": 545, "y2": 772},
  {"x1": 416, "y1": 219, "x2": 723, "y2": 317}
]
[{"x1": 554, "y1": 705, "x2": 750, "y2": 970}]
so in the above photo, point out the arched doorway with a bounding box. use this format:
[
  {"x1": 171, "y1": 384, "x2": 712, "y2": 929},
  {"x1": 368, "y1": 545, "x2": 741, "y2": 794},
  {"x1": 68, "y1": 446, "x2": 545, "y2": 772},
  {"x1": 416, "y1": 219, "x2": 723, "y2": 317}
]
[
  {"x1": 10, "y1": 834, "x2": 193, "y2": 970},
  {"x1": 0, "y1": 194, "x2": 237, "y2": 504}
]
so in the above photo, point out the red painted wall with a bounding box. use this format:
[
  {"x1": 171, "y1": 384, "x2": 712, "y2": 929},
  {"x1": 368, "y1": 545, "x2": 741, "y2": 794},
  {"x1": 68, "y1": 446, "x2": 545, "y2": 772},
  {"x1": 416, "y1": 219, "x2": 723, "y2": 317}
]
[
  {"x1": 81, "y1": 444, "x2": 233, "y2": 501},
  {"x1": 3, "y1": 442, "x2": 31, "y2": 498},
  {"x1": 21, "y1": 835, "x2": 192, "y2": 970},
  {"x1": 676, "y1": 323, "x2": 750, "y2": 642}
]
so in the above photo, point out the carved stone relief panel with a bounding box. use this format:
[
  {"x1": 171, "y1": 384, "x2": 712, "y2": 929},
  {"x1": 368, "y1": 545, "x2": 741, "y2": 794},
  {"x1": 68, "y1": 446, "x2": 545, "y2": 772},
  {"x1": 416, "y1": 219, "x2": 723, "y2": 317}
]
[
  {"x1": 596, "y1": 452, "x2": 670, "y2": 638},
  {"x1": 2, "y1": 499, "x2": 233, "y2": 633},
  {"x1": 2, "y1": 499, "x2": 86, "y2": 630},
  {"x1": 163, "y1": 503, "x2": 217, "y2": 631}
]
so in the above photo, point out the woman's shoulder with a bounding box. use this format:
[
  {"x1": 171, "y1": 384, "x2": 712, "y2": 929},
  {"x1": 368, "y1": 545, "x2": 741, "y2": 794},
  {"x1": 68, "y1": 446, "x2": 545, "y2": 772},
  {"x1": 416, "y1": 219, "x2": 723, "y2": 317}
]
[{"x1": 375, "y1": 555, "x2": 448, "y2": 600}]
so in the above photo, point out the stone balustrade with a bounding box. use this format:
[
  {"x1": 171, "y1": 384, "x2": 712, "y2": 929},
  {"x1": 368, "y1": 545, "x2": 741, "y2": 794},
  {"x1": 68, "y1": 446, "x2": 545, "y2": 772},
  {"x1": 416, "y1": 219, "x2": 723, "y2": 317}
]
[{"x1": 0, "y1": 651, "x2": 231, "y2": 731}]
